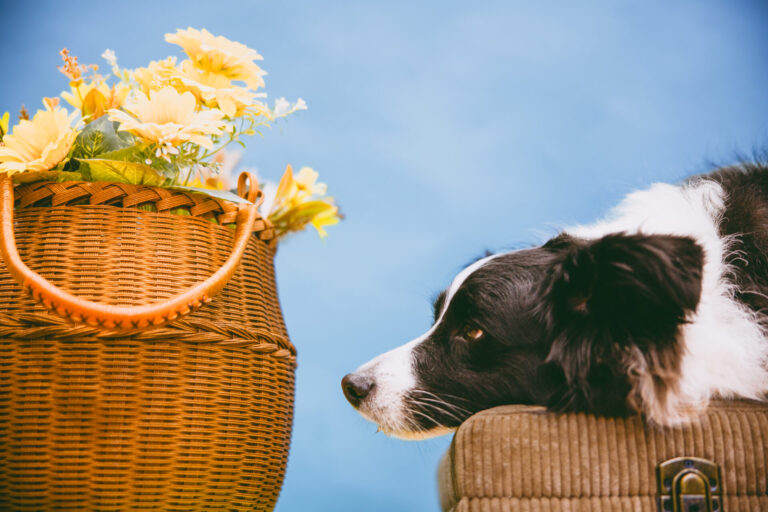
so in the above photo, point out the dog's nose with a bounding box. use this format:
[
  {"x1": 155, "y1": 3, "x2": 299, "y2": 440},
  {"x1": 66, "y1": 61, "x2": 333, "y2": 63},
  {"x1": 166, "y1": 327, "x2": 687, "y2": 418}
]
[{"x1": 342, "y1": 373, "x2": 375, "y2": 408}]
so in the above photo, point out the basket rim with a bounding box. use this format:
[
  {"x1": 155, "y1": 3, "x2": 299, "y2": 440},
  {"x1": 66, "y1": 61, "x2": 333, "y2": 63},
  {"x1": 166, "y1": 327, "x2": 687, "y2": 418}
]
[{"x1": 12, "y1": 180, "x2": 275, "y2": 241}]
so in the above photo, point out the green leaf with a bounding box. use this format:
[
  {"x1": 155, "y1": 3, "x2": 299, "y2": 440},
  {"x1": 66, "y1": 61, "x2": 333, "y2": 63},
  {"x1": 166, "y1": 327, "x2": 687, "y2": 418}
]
[
  {"x1": 171, "y1": 185, "x2": 253, "y2": 204},
  {"x1": 12, "y1": 170, "x2": 83, "y2": 184},
  {"x1": 61, "y1": 157, "x2": 80, "y2": 172},
  {"x1": 146, "y1": 158, "x2": 178, "y2": 180},
  {"x1": 97, "y1": 145, "x2": 147, "y2": 162},
  {"x1": 69, "y1": 115, "x2": 135, "y2": 159},
  {"x1": 77, "y1": 158, "x2": 169, "y2": 186},
  {"x1": 96, "y1": 145, "x2": 179, "y2": 180}
]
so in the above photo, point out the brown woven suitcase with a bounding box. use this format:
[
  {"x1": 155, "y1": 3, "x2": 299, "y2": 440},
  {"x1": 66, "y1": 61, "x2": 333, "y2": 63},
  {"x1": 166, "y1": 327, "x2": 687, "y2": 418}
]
[
  {"x1": 439, "y1": 401, "x2": 768, "y2": 512},
  {"x1": 0, "y1": 177, "x2": 296, "y2": 511}
]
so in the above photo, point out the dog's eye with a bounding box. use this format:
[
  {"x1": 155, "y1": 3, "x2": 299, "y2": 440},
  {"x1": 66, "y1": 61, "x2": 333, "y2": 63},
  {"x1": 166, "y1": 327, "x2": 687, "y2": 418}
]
[{"x1": 460, "y1": 325, "x2": 484, "y2": 341}]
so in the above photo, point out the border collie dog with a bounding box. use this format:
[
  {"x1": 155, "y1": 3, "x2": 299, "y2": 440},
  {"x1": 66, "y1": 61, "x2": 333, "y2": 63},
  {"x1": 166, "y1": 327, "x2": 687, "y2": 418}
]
[{"x1": 342, "y1": 162, "x2": 768, "y2": 439}]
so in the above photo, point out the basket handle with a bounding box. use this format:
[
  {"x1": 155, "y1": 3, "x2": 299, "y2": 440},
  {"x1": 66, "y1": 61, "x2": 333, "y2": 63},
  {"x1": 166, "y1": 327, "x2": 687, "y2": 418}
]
[{"x1": 0, "y1": 174, "x2": 261, "y2": 330}]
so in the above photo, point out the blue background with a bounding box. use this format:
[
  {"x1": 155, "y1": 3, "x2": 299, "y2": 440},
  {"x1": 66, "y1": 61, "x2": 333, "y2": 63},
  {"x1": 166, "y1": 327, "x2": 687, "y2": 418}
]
[{"x1": 1, "y1": 1, "x2": 767, "y2": 510}]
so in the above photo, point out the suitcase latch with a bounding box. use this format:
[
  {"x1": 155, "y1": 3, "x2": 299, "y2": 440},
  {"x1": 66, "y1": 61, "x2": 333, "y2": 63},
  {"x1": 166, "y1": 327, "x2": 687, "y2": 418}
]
[{"x1": 657, "y1": 457, "x2": 723, "y2": 512}]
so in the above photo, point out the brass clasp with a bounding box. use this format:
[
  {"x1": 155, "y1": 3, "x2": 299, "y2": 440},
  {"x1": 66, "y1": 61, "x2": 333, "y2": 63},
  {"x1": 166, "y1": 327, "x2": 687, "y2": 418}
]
[{"x1": 657, "y1": 457, "x2": 723, "y2": 512}]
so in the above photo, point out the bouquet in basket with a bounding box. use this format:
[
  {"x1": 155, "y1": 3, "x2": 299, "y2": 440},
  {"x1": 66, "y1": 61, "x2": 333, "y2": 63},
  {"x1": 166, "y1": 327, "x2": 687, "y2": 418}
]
[{"x1": 0, "y1": 27, "x2": 340, "y2": 240}]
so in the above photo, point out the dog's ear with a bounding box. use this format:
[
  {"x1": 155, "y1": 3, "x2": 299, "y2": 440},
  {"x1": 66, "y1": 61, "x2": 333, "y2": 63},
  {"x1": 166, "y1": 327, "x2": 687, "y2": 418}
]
[
  {"x1": 541, "y1": 233, "x2": 703, "y2": 334},
  {"x1": 538, "y1": 233, "x2": 704, "y2": 418}
]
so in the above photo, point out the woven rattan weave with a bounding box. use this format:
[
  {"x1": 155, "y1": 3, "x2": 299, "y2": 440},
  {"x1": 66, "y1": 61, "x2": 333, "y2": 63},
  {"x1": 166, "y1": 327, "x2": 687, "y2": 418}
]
[{"x1": 0, "y1": 180, "x2": 296, "y2": 511}]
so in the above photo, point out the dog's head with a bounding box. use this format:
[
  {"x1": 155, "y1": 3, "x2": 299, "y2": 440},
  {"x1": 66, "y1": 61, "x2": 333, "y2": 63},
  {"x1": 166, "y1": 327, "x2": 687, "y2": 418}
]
[{"x1": 342, "y1": 232, "x2": 704, "y2": 439}]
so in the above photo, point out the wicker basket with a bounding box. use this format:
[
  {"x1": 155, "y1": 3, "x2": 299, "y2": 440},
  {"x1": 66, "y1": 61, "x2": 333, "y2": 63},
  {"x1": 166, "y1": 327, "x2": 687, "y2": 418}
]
[{"x1": 0, "y1": 175, "x2": 296, "y2": 511}]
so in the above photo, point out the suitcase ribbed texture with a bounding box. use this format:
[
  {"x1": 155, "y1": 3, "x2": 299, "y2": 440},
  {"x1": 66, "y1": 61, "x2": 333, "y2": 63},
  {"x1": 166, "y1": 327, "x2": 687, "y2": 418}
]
[{"x1": 439, "y1": 401, "x2": 768, "y2": 512}]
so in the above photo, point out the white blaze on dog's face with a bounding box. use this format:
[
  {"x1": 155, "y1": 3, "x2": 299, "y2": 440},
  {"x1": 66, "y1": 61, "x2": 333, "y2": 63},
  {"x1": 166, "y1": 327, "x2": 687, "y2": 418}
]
[
  {"x1": 343, "y1": 232, "x2": 706, "y2": 439},
  {"x1": 345, "y1": 337, "x2": 431, "y2": 439},
  {"x1": 344, "y1": 255, "x2": 501, "y2": 439},
  {"x1": 342, "y1": 250, "x2": 554, "y2": 439}
]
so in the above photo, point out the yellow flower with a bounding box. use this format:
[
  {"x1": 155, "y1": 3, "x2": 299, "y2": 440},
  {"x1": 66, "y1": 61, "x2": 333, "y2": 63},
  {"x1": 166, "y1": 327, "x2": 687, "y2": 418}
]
[
  {"x1": 107, "y1": 86, "x2": 226, "y2": 149},
  {"x1": 62, "y1": 81, "x2": 130, "y2": 119},
  {"x1": 174, "y1": 60, "x2": 263, "y2": 117},
  {"x1": 0, "y1": 102, "x2": 77, "y2": 174},
  {"x1": 165, "y1": 28, "x2": 266, "y2": 90},
  {"x1": 266, "y1": 165, "x2": 341, "y2": 239},
  {"x1": 43, "y1": 97, "x2": 60, "y2": 110},
  {"x1": 0, "y1": 111, "x2": 9, "y2": 139},
  {"x1": 62, "y1": 81, "x2": 106, "y2": 109},
  {"x1": 310, "y1": 202, "x2": 341, "y2": 239},
  {"x1": 294, "y1": 166, "x2": 327, "y2": 200},
  {"x1": 268, "y1": 165, "x2": 327, "y2": 212},
  {"x1": 105, "y1": 83, "x2": 130, "y2": 109},
  {"x1": 276, "y1": 199, "x2": 339, "y2": 239},
  {"x1": 132, "y1": 57, "x2": 179, "y2": 93},
  {"x1": 188, "y1": 166, "x2": 226, "y2": 190}
]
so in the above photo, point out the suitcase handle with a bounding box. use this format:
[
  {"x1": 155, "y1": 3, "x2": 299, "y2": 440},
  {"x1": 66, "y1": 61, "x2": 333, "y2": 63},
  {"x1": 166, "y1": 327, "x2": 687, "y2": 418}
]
[{"x1": 0, "y1": 173, "x2": 262, "y2": 330}]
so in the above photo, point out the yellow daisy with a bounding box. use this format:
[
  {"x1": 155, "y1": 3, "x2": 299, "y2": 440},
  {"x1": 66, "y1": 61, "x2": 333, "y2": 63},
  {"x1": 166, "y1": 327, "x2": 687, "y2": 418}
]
[
  {"x1": 165, "y1": 27, "x2": 266, "y2": 90},
  {"x1": 132, "y1": 57, "x2": 180, "y2": 94},
  {"x1": 107, "y1": 86, "x2": 226, "y2": 149},
  {"x1": 0, "y1": 102, "x2": 77, "y2": 174},
  {"x1": 175, "y1": 60, "x2": 263, "y2": 117}
]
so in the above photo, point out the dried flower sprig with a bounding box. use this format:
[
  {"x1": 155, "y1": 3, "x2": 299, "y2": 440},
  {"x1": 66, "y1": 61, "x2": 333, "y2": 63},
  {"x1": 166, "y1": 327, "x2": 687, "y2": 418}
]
[{"x1": 58, "y1": 48, "x2": 99, "y2": 84}]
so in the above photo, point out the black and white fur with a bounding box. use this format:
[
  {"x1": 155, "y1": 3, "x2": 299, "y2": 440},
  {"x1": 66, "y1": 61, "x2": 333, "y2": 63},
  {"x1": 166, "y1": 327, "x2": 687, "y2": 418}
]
[{"x1": 342, "y1": 162, "x2": 768, "y2": 439}]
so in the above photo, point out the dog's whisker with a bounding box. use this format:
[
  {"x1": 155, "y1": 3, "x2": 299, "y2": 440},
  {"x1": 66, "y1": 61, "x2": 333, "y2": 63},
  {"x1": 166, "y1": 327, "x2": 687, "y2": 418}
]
[
  {"x1": 409, "y1": 396, "x2": 469, "y2": 420},
  {"x1": 407, "y1": 397, "x2": 466, "y2": 424},
  {"x1": 410, "y1": 401, "x2": 460, "y2": 421},
  {"x1": 408, "y1": 390, "x2": 473, "y2": 416},
  {"x1": 396, "y1": 414, "x2": 426, "y2": 437},
  {"x1": 410, "y1": 389, "x2": 473, "y2": 412},
  {"x1": 409, "y1": 388, "x2": 468, "y2": 406},
  {"x1": 409, "y1": 408, "x2": 442, "y2": 428},
  {"x1": 411, "y1": 401, "x2": 470, "y2": 424}
]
